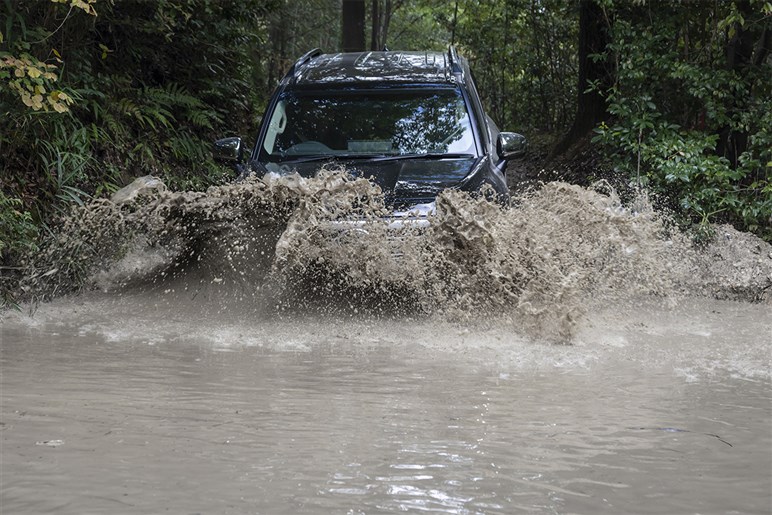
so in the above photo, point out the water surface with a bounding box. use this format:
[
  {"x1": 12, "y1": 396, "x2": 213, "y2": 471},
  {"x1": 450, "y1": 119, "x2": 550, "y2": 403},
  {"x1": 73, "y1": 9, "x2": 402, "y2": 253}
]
[{"x1": 2, "y1": 296, "x2": 770, "y2": 514}]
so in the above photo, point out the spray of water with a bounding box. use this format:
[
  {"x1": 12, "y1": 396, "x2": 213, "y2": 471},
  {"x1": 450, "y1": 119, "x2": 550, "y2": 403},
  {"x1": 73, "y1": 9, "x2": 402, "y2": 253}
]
[{"x1": 14, "y1": 168, "x2": 772, "y2": 341}]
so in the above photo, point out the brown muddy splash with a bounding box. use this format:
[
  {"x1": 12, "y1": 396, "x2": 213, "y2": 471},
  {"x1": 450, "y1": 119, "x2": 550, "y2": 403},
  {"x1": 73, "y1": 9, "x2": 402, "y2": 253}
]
[
  {"x1": 14, "y1": 169, "x2": 772, "y2": 341},
  {"x1": 274, "y1": 180, "x2": 691, "y2": 339}
]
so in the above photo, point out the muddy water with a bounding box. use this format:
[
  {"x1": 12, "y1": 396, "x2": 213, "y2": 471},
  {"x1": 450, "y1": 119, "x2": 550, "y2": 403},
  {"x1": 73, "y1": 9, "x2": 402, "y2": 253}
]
[
  {"x1": 3, "y1": 173, "x2": 772, "y2": 513},
  {"x1": 1, "y1": 295, "x2": 770, "y2": 514}
]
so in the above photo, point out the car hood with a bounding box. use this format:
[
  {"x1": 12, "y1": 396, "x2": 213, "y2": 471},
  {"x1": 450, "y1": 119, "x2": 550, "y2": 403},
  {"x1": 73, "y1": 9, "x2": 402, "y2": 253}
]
[{"x1": 263, "y1": 156, "x2": 478, "y2": 207}]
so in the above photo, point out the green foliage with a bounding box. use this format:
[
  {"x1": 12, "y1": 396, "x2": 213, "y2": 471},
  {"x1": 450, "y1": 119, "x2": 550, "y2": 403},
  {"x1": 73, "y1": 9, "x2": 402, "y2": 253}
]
[
  {"x1": 591, "y1": 3, "x2": 772, "y2": 240},
  {"x1": 0, "y1": 53, "x2": 73, "y2": 112},
  {"x1": 0, "y1": 191, "x2": 38, "y2": 257},
  {"x1": 0, "y1": 190, "x2": 35, "y2": 306},
  {"x1": 1, "y1": 0, "x2": 273, "y2": 226},
  {"x1": 450, "y1": 0, "x2": 578, "y2": 133},
  {"x1": 0, "y1": 0, "x2": 84, "y2": 114}
]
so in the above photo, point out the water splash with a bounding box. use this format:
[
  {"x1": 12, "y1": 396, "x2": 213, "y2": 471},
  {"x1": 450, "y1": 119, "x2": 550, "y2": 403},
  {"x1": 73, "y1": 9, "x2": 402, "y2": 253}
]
[{"x1": 16, "y1": 169, "x2": 772, "y2": 341}]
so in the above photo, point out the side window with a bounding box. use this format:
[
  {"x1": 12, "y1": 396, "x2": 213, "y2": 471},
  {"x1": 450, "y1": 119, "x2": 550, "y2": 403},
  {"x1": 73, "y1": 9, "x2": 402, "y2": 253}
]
[
  {"x1": 487, "y1": 115, "x2": 501, "y2": 149},
  {"x1": 465, "y1": 71, "x2": 491, "y2": 154},
  {"x1": 263, "y1": 100, "x2": 287, "y2": 154}
]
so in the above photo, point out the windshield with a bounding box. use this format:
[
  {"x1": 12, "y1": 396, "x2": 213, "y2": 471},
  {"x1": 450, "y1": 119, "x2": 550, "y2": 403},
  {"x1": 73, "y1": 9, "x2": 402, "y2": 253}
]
[{"x1": 259, "y1": 88, "x2": 477, "y2": 162}]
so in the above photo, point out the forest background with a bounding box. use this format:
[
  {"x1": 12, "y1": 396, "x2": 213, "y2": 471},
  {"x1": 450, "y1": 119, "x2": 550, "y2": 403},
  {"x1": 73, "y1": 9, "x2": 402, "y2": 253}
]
[{"x1": 1, "y1": 0, "x2": 770, "y2": 272}]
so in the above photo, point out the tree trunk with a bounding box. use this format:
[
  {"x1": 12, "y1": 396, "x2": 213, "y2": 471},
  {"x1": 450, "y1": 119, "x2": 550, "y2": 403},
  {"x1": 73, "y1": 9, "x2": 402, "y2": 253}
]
[
  {"x1": 369, "y1": 0, "x2": 403, "y2": 50},
  {"x1": 267, "y1": 9, "x2": 288, "y2": 90},
  {"x1": 550, "y1": 0, "x2": 612, "y2": 160},
  {"x1": 380, "y1": 0, "x2": 393, "y2": 49},
  {"x1": 717, "y1": 0, "x2": 770, "y2": 168},
  {"x1": 370, "y1": 0, "x2": 380, "y2": 51},
  {"x1": 342, "y1": 0, "x2": 366, "y2": 52}
]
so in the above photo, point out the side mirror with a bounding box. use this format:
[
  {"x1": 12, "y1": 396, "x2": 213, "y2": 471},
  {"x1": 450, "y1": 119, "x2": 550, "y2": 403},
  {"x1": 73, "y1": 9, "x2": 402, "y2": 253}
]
[
  {"x1": 213, "y1": 137, "x2": 244, "y2": 163},
  {"x1": 497, "y1": 132, "x2": 527, "y2": 159}
]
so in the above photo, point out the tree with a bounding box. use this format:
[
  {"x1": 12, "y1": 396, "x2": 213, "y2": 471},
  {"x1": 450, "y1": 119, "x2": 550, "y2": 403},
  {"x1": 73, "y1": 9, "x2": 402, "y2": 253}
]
[
  {"x1": 264, "y1": 1, "x2": 343, "y2": 90},
  {"x1": 443, "y1": 0, "x2": 577, "y2": 133},
  {"x1": 343, "y1": 0, "x2": 366, "y2": 51},
  {"x1": 550, "y1": 0, "x2": 612, "y2": 158},
  {"x1": 1, "y1": 0, "x2": 278, "y2": 218},
  {"x1": 590, "y1": 0, "x2": 771, "y2": 239},
  {"x1": 717, "y1": 0, "x2": 771, "y2": 168},
  {"x1": 370, "y1": 0, "x2": 406, "y2": 50}
]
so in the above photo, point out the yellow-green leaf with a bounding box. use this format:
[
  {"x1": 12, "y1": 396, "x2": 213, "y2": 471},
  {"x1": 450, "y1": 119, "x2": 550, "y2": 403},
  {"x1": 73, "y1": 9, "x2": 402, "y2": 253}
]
[
  {"x1": 99, "y1": 44, "x2": 111, "y2": 60},
  {"x1": 50, "y1": 95, "x2": 69, "y2": 112},
  {"x1": 20, "y1": 91, "x2": 34, "y2": 107}
]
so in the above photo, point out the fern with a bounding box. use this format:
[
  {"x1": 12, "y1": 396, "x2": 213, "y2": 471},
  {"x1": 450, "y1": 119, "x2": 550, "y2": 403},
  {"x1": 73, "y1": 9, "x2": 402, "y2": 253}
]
[
  {"x1": 117, "y1": 98, "x2": 141, "y2": 120},
  {"x1": 165, "y1": 132, "x2": 206, "y2": 162}
]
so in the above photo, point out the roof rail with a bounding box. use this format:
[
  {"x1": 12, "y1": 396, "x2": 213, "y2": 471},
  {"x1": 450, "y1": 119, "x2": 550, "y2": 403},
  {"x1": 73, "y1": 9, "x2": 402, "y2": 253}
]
[
  {"x1": 447, "y1": 45, "x2": 463, "y2": 78},
  {"x1": 285, "y1": 48, "x2": 323, "y2": 79}
]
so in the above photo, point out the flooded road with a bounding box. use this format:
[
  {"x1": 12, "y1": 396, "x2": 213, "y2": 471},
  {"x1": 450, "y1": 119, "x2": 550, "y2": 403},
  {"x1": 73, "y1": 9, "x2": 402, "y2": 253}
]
[
  {"x1": 3, "y1": 174, "x2": 772, "y2": 512},
  {"x1": 2, "y1": 296, "x2": 770, "y2": 514}
]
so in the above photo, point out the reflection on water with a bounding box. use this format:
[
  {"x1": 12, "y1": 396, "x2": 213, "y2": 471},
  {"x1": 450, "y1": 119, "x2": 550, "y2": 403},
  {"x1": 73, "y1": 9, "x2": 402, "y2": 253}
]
[{"x1": 1, "y1": 297, "x2": 770, "y2": 514}]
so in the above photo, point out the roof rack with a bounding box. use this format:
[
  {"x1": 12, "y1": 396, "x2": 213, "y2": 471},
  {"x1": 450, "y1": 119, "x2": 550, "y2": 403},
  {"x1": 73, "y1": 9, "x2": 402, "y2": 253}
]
[{"x1": 285, "y1": 48, "x2": 323, "y2": 79}]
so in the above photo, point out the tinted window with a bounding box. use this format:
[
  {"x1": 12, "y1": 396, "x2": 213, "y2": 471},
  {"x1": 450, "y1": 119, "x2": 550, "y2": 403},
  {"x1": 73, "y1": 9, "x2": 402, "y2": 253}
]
[{"x1": 260, "y1": 88, "x2": 476, "y2": 161}]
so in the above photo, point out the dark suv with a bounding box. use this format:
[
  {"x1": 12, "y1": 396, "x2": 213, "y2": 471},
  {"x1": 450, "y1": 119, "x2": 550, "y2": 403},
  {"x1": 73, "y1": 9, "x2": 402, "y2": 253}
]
[{"x1": 215, "y1": 47, "x2": 526, "y2": 209}]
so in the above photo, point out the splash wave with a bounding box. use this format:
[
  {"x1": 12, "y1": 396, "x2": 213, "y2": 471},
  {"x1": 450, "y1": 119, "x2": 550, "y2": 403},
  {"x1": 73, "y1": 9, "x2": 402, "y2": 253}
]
[{"x1": 16, "y1": 169, "x2": 772, "y2": 341}]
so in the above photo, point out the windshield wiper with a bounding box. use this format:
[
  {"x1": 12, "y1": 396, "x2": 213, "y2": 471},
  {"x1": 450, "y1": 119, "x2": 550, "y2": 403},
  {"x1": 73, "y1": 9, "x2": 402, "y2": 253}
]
[
  {"x1": 279, "y1": 152, "x2": 475, "y2": 164},
  {"x1": 280, "y1": 153, "x2": 388, "y2": 163},
  {"x1": 371, "y1": 153, "x2": 475, "y2": 162}
]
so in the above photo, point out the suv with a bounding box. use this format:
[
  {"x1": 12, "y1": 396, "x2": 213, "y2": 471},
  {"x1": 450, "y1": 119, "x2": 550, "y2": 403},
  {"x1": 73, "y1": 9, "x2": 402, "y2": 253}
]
[{"x1": 215, "y1": 47, "x2": 526, "y2": 210}]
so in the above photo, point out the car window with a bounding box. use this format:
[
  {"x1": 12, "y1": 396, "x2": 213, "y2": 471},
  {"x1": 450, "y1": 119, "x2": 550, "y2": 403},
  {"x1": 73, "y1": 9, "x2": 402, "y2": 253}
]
[
  {"x1": 486, "y1": 115, "x2": 501, "y2": 148},
  {"x1": 260, "y1": 88, "x2": 477, "y2": 161}
]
